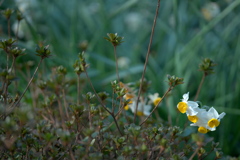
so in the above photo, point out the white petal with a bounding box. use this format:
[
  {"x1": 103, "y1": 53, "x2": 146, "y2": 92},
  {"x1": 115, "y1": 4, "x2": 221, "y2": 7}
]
[
  {"x1": 148, "y1": 93, "x2": 159, "y2": 102},
  {"x1": 218, "y1": 112, "x2": 226, "y2": 119},
  {"x1": 144, "y1": 105, "x2": 152, "y2": 111},
  {"x1": 207, "y1": 127, "x2": 216, "y2": 131},
  {"x1": 129, "y1": 101, "x2": 137, "y2": 113},
  {"x1": 208, "y1": 107, "x2": 219, "y2": 118},
  {"x1": 188, "y1": 101, "x2": 199, "y2": 108},
  {"x1": 190, "y1": 123, "x2": 197, "y2": 126},
  {"x1": 186, "y1": 107, "x2": 198, "y2": 116},
  {"x1": 182, "y1": 92, "x2": 189, "y2": 102}
]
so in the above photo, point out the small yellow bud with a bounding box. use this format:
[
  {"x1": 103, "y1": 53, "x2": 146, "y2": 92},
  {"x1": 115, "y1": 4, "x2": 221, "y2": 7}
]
[{"x1": 153, "y1": 97, "x2": 162, "y2": 106}]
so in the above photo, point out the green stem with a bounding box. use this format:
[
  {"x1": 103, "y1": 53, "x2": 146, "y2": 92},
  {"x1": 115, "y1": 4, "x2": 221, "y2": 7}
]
[
  {"x1": 10, "y1": 56, "x2": 15, "y2": 73},
  {"x1": 113, "y1": 46, "x2": 120, "y2": 82},
  {"x1": 62, "y1": 89, "x2": 69, "y2": 119},
  {"x1": 87, "y1": 100, "x2": 92, "y2": 129},
  {"x1": 134, "y1": 0, "x2": 161, "y2": 122},
  {"x1": 77, "y1": 74, "x2": 80, "y2": 105}
]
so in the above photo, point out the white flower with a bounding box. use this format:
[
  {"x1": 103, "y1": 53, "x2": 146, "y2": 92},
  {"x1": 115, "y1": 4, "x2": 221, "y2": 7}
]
[
  {"x1": 201, "y1": 2, "x2": 220, "y2": 21},
  {"x1": 129, "y1": 101, "x2": 151, "y2": 116},
  {"x1": 148, "y1": 93, "x2": 162, "y2": 106},
  {"x1": 123, "y1": 93, "x2": 135, "y2": 110},
  {"x1": 177, "y1": 92, "x2": 199, "y2": 116},
  {"x1": 190, "y1": 107, "x2": 226, "y2": 133},
  {"x1": 117, "y1": 57, "x2": 130, "y2": 69}
]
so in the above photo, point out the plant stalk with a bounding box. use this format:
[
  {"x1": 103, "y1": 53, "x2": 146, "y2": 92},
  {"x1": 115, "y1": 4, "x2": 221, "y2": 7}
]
[
  {"x1": 77, "y1": 74, "x2": 80, "y2": 105},
  {"x1": 140, "y1": 87, "x2": 172, "y2": 126},
  {"x1": 9, "y1": 58, "x2": 43, "y2": 111},
  {"x1": 113, "y1": 46, "x2": 120, "y2": 82},
  {"x1": 194, "y1": 73, "x2": 206, "y2": 101},
  {"x1": 85, "y1": 70, "x2": 123, "y2": 136},
  {"x1": 16, "y1": 20, "x2": 20, "y2": 42},
  {"x1": 134, "y1": 0, "x2": 161, "y2": 122}
]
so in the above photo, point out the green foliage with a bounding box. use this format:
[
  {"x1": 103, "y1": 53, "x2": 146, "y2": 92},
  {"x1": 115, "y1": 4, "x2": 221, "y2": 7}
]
[
  {"x1": 104, "y1": 33, "x2": 124, "y2": 47},
  {"x1": 167, "y1": 75, "x2": 184, "y2": 88},
  {"x1": 35, "y1": 44, "x2": 51, "y2": 59},
  {"x1": 199, "y1": 58, "x2": 217, "y2": 76},
  {"x1": 1, "y1": 8, "x2": 14, "y2": 19}
]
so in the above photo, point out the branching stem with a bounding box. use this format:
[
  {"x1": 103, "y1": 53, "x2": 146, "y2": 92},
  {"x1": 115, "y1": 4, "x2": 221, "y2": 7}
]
[
  {"x1": 140, "y1": 87, "x2": 172, "y2": 126},
  {"x1": 85, "y1": 70, "x2": 123, "y2": 136}
]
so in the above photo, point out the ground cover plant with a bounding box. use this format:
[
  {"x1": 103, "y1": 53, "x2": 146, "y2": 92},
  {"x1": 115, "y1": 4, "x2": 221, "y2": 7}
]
[{"x1": 1, "y1": 0, "x2": 240, "y2": 159}]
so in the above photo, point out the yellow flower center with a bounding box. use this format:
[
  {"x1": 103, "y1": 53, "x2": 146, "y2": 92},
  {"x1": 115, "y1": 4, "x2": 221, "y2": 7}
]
[
  {"x1": 125, "y1": 94, "x2": 134, "y2": 100},
  {"x1": 177, "y1": 102, "x2": 188, "y2": 113},
  {"x1": 137, "y1": 111, "x2": 144, "y2": 116},
  {"x1": 153, "y1": 97, "x2": 162, "y2": 106},
  {"x1": 119, "y1": 82, "x2": 129, "y2": 93},
  {"x1": 208, "y1": 118, "x2": 220, "y2": 128},
  {"x1": 128, "y1": 100, "x2": 133, "y2": 104},
  {"x1": 124, "y1": 105, "x2": 129, "y2": 110},
  {"x1": 198, "y1": 126, "x2": 208, "y2": 134},
  {"x1": 188, "y1": 115, "x2": 198, "y2": 123}
]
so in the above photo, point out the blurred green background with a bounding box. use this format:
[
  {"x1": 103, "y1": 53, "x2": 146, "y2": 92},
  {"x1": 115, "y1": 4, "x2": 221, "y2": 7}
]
[{"x1": 1, "y1": 0, "x2": 240, "y2": 157}]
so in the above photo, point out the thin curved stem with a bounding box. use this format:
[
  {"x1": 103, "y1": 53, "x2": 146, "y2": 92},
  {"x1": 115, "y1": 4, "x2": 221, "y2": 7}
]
[
  {"x1": 194, "y1": 73, "x2": 205, "y2": 101},
  {"x1": 134, "y1": 0, "x2": 161, "y2": 122},
  {"x1": 189, "y1": 147, "x2": 200, "y2": 160},
  {"x1": 113, "y1": 46, "x2": 120, "y2": 82},
  {"x1": 10, "y1": 58, "x2": 43, "y2": 110},
  {"x1": 16, "y1": 20, "x2": 20, "y2": 42},
  {"x1": 85, "y1": 70, "x2": 123, "y2": 136},
  {"x1": 7, "y1": 19, "x2": 11, "y2": 38},
  {"x1": 140, "y1": 87, "x2": 172, "y2": 126}
]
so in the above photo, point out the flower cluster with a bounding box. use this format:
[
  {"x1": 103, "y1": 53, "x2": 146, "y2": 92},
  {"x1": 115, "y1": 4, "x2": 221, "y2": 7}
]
[
  {"x1": 177, "y1": 92, "x2": 226, "y2": 134},
  {"x1": 122, "y1": 83, "x2": 162, "y2": 116}
]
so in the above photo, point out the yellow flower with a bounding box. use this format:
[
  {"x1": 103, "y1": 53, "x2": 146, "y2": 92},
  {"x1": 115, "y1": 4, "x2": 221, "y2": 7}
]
[
  {"x1": 188, "y1": 115, "x2": 198, "y2": 123},
  {"x1": 148, "y1": 93, "x2": 162, "y2": 106},
  {"x1": 177, "y1": 92, "x2": 199, "y2": 116},
  {"x1": 198, "y1": 127, "x2": 209, "y2": 134},
  {"x1": 123, "y1": 94, "x2": 135, "y2": 110}
]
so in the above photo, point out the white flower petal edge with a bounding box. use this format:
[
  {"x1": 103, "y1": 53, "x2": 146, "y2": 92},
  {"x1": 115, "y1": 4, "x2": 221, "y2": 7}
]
[
  {"x1": 208, "y1": 107, "x2": 226, "y2": 120},
  {"x1": 186, "y1": 101, "x2": 199, "y2": 116},
  {"x1": 182, "y1": 92, "x2": 189, "y2": 102},
  {"x1": 148, "y1": 93, "x2": 159, "y2": 102}
]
